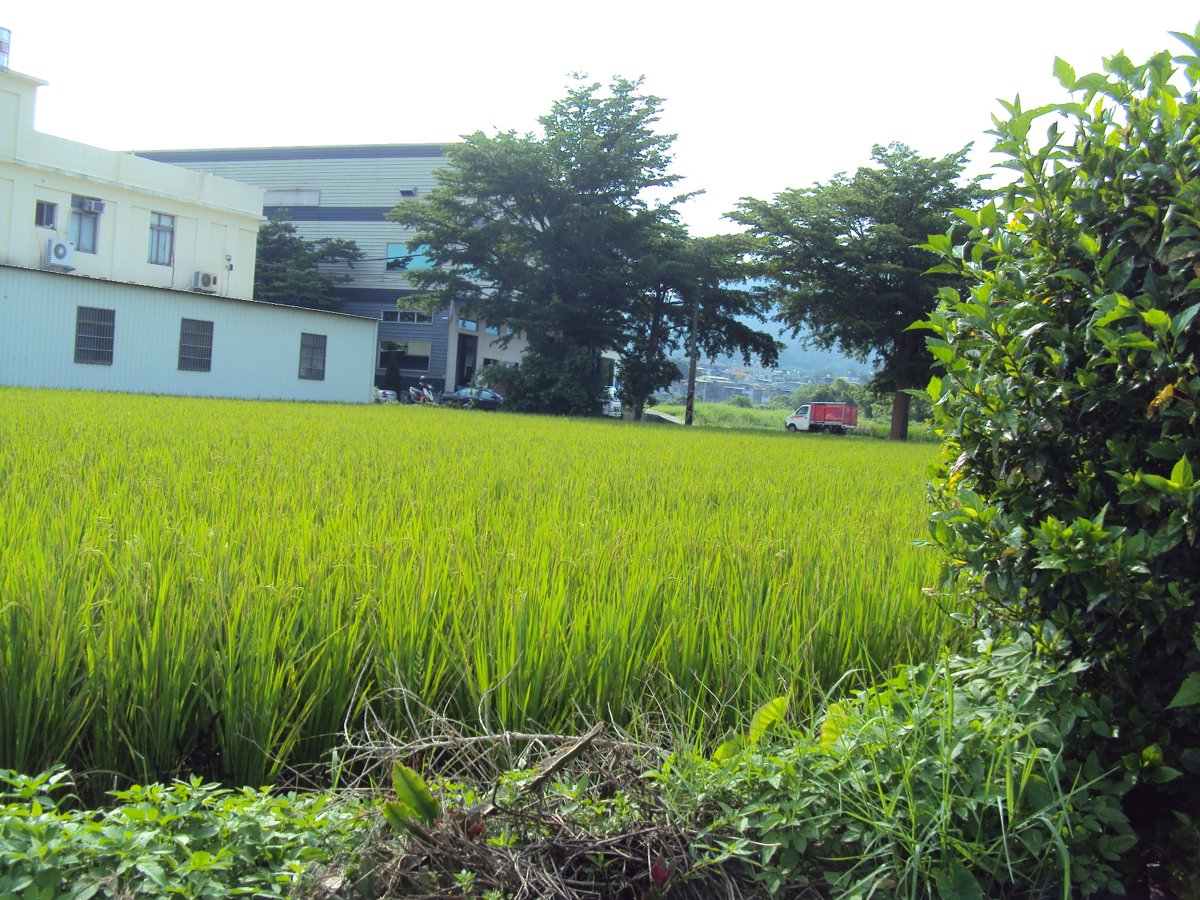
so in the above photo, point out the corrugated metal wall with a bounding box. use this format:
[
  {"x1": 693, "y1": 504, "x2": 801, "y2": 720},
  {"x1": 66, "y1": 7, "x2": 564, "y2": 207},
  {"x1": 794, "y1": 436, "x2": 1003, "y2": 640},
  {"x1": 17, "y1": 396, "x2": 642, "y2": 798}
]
[
  {"x1": 0, "y1": 265, "x2": 378, "y2": 403},
  {"x1": 136, "y1": 148, "x2": 449, "y2": 293}
]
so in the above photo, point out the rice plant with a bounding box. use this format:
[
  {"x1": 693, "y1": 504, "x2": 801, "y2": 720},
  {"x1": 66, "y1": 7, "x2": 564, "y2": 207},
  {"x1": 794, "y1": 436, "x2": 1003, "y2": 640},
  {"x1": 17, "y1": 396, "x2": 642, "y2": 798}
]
[{"x1": 0, "y1": 387, "x2": 961, "y2": 784}]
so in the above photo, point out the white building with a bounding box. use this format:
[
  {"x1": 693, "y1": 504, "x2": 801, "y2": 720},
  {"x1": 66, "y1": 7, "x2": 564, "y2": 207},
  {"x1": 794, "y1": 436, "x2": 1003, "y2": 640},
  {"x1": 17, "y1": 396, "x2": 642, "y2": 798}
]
[{"x1": 0, "y1": 61, "x2": 378, "y2": 403}]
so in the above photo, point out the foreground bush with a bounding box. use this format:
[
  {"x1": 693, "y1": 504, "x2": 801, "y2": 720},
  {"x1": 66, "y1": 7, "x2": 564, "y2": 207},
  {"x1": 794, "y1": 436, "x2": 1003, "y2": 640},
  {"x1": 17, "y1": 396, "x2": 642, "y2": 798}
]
[{"x1": 922, "y1": 25, "x2": 1200, "y2": 858}]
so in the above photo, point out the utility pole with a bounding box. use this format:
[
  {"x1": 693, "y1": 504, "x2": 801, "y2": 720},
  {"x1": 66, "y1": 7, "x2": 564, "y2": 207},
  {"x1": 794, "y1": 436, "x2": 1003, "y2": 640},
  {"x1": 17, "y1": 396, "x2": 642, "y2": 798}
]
[{"x1": 684, "y1": 294, "x2": 699, "y2": 426}]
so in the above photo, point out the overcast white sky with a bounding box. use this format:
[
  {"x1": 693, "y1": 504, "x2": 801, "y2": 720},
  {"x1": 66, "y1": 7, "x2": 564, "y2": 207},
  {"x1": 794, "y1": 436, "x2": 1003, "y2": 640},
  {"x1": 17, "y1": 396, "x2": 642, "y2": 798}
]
[{"x1": 4, "y1": 2, "x2": 1197, "y2": 234}]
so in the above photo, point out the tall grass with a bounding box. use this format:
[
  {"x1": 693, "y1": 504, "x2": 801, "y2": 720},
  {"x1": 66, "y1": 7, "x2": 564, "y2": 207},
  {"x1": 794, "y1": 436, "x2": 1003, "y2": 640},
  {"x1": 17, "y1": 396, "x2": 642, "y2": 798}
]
[{"x1": 0, "y1": 387, "x2": 960, "y2": 785}]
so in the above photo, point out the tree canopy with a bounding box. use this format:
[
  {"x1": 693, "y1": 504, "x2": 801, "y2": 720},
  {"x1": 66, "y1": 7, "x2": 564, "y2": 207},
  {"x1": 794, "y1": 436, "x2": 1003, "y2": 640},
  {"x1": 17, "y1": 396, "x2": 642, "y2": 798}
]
[
  {"x1": 619, "y1": 229, "x2": 780, "y2": 418},
  {"x1": 253, "y1": 216, "x2": 363, "y2": 308},
  {"x1": 732, "y1": 143, "x2": 987, "y2": 439},
  {"x1": 389, "y1": 76, "x2": 777, "y2": 415}
]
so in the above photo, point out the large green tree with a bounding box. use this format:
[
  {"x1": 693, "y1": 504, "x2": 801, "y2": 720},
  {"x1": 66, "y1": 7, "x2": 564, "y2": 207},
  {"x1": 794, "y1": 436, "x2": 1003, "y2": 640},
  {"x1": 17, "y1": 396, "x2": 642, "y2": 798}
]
[
  {"x1": 253, "y1": 216, "x2": 362, "y2": 308},
  {"x1": 732, "y1": 143, "x2": 986, "y2": 439},
  {"x1": 389, "y1": 76, "x2": 777, "y2": 415},
  {"x1": 389, "y1": 77, "x2": 678, "y2": 413}
]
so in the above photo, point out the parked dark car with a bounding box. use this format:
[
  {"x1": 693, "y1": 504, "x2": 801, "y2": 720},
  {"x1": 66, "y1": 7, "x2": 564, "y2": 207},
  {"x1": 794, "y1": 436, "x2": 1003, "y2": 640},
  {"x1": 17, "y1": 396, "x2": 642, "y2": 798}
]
[{"x1": 440, "y1": 387, "x2": 505, "y2": 410}]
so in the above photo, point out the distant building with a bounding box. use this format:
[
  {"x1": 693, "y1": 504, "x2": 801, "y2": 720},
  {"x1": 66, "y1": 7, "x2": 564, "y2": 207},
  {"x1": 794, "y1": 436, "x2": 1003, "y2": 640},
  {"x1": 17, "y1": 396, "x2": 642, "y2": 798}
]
[
  {"x1": 136, "y1": 145, "x2": 529, "y2": 391},
  {"x1": 0, "y1": 63, "x2": 377, "y2": 403}
]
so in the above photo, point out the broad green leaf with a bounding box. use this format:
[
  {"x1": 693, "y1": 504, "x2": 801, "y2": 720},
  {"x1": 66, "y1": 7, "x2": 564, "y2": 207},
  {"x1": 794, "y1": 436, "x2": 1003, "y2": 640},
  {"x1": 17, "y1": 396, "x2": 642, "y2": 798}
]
[
  {"x1": 1150, "y1": 765, "x2": 1183, "y2": 784},
  {"x1": 382, "y1": 799, "x2": 432, "y2": 838},
  {"x1": 1140, "y1": 474, "x2": 1175, "y2": 492},
  {"x1": 391, "y1": 762, "x2": 440, "y2": 825},
  {"x1": 712, "y1": 736, "x2": 743, "y2": 762},
  {"x1": 135, "y1": 862, "x2": 168, "y2": 887},
  {"x1": 923, "y1": 233, "x2": 952, "y2": 254},
  {"x1": 1094, "y1": 296, "x2": 1135, "y2": 327},
  {"x1": 1170, "y1": 30, "x2": 1200, "y2": 56},
  {"x1": 1106, "y1": 257, "x2": 1135, "y2": 291},
  {"x1": 979, "y1": 202, "x2": 997, "y2": 232},
  {"x1": 1116, "y1": 333, "x2": 1156, "y2": 351},
  {"x1": 1172, "y1": 302, "x2": 1200, "y2": 338},
  {"x1": 1141, "y1": 308, "x2": 1171, "y2": 334},
  {"x1": 819, "y1": 702, "x2": 851, "y2": 750},
  {"x1": 1077, "y1": 233, "x2": 1100, "y2": 257},
  {"x1": 934, "y1": 859, "x2": 984, "y2": 900},
  {"x1": 747, "y1": 696, "x2": 789, "y2": 746},
  {"x1": 950, "y1": 207, "x2": 979, "y2": 229},
  {"x1": 1167, "y1": 672, "x2": 1200, "y2": 709},
  {"x1": 1053, "y1": 57, "x2": 1077, "y2": 90},
  {"x1": 1170, "y1": 456, "x2": 1193, "y2": 488}
]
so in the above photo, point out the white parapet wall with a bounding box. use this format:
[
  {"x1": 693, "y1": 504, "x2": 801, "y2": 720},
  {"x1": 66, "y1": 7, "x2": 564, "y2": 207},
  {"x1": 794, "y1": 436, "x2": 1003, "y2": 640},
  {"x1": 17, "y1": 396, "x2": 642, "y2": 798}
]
[{"x1": 0, "y1": 67, "x2": 264, "y2": 300}]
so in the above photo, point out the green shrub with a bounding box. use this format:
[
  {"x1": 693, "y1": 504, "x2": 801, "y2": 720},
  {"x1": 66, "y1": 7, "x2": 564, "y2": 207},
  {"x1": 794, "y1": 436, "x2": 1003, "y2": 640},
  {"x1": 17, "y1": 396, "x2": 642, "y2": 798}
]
[
  {"x1": 921, "y1": 26, "x2": 1200, "y2": 849},
  {"x1": 665, "y1": 634, "x2": 1132, "y2": 897},
  {"x1": 478, "y1": 349, "x2": 604, "y2": 414},
  {"x1": 0, "y1": 768, "x2": 366, "y2": 898}
]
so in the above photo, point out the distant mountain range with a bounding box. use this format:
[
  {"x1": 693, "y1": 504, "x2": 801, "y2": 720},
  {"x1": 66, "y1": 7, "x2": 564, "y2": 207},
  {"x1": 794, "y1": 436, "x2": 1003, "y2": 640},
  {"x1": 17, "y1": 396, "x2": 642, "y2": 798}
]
[{"x1": 714, "y1": 320, "x2": 876, "y2": 379}]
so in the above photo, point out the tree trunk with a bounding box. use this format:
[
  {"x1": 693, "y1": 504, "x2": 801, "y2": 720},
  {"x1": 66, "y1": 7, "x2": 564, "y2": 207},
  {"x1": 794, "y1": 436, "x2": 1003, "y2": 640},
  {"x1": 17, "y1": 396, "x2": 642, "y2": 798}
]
[
  {"x1": 889, "y1": 389, "x2": 911, "y2": 441},
  {"x1": 634, "y1": 399, "x2": 645, "y2": 421},
  {"x1": 685, "y1": 295, "x2": 699, "y2": 426}
]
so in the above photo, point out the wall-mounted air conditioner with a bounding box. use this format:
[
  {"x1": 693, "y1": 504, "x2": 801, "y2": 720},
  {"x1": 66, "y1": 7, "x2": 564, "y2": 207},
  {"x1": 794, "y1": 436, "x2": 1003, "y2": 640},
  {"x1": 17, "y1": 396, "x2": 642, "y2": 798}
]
[
  {"x1": 76, "y1": 198, "x2": 106, "y2": 214},
  {"x1": 43, "y1": 237, "x2": 75, "y2": 269},
  {"x1": 192, "y1": 271, "x2": 220, "y2": 293}
]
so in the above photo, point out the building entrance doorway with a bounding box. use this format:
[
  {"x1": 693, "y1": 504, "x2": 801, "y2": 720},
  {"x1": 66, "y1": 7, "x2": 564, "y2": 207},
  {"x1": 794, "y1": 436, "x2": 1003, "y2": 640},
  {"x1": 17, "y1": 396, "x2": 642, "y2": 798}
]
[{"x1": 456, "y1": 333, "x2": 478, "y2": 388}]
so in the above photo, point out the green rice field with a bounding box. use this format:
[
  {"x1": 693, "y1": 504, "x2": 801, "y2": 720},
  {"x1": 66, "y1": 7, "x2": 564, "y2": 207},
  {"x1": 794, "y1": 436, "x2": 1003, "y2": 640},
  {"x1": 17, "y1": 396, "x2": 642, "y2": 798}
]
[{"x1": 0, "y1": 387, "x2": 960, "y2": 786}]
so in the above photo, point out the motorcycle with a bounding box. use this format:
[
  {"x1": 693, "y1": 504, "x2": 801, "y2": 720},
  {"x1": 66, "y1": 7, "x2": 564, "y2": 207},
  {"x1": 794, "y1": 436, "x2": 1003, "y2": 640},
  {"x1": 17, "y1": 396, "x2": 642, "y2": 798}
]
[{"x1": 407, "y1": 378, "x2": 438, "y2": 405}]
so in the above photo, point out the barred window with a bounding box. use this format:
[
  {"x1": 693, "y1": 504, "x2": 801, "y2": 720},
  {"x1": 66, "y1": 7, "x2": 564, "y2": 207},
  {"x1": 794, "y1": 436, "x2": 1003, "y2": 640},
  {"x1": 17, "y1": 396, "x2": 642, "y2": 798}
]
[
  {"x1": 299, "y1": 332, "x2": 327, "y2": 380},
  {"x1": 178, "y1": 318, "x2": 213, "y2": 372},
  {"x1": 74, "y1": 306, "x2": 115, "y2": 365}
]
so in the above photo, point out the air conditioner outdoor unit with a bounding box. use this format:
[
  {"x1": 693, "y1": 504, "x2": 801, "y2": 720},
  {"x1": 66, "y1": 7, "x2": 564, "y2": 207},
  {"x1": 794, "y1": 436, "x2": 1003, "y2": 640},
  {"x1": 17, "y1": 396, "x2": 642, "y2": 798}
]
[
  {"x1": 192, "y1": 271, "x2": 219, "y2": 293},
  {"x1": 43, "y1": 237, "x2": 75, "y2": 269},
  {"x1": 78, "y1": 199, "x2": 106, "y2": 214}
]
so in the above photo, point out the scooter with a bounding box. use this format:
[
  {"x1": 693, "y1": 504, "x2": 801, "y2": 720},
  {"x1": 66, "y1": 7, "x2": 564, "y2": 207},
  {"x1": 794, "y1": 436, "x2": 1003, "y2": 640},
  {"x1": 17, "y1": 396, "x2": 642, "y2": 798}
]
[{"x1": 407, "y1": 378, "x2": 438, "y2": 405}]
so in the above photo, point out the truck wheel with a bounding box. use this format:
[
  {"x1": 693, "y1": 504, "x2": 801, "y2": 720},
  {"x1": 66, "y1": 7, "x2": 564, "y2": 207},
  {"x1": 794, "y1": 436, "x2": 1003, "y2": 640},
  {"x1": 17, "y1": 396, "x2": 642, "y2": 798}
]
[{"x1": 786, "y1": 423, "x2": 798, "y2": 432}]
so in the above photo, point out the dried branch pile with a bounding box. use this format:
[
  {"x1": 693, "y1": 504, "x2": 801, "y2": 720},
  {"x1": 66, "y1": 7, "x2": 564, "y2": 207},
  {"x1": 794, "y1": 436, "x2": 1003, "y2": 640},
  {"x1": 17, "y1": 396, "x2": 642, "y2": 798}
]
[{"x1": 304, "y1": 713, "x2": 769, "y2": 899}]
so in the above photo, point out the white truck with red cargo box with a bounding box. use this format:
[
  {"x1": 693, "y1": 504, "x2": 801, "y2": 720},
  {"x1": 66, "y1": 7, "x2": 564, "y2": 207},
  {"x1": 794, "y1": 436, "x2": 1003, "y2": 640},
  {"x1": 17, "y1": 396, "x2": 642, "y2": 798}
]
[{"x1": 785, "y1": 402, "x2": 858, "y2": 434}]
